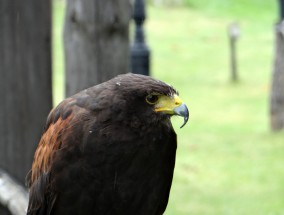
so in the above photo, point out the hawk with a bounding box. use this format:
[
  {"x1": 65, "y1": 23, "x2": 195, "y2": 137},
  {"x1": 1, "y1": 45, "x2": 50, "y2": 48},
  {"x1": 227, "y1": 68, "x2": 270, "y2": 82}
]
[{"x1": 26, "y1": 73, "x2": 189, "y2": 215}]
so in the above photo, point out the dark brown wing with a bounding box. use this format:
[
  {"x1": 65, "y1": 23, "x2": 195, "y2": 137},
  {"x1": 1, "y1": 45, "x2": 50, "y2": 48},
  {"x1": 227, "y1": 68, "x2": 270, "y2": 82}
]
[
  {"x1": 26, "y1": 97, "x2": 89, "y2": 215},
  {"x1": 26, "y1": 74, "x2": 179, "y2": 215}
]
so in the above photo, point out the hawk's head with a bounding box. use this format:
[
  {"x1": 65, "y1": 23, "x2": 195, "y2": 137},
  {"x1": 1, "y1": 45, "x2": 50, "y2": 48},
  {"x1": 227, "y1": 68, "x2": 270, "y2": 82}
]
[{"x1": 106, "y1": 73, "x2": 189, "y2": 128}]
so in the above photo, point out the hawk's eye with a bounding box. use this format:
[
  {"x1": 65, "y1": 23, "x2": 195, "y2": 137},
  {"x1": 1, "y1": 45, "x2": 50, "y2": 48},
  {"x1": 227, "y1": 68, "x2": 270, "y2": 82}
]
[{"x1": 146, "y1": 94, "x2": 159, "y2": 104}]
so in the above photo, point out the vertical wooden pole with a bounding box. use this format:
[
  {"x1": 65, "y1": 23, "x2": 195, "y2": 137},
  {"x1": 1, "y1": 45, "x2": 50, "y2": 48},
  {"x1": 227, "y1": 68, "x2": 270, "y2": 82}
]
[
  {"x1": 64, "y1": 0, "x2": 131, "y2": 97},
  {"x1": 0, "y1": 0, "x2": 52, "y2": 184},
  {"x1": 0, "y1": 0, "x2": 52, "y2": 213},
  {"x1": 270, "y1": 0, "x2": 284, "y2": 131},
  {"x1": 230, "y1": 36, "x2": 237, "y2": 81},
  {"x1": 228, "y1": 23, "x2": 240, "y2": 82},
  {"x1": 271, "y1": 22, "x2": 284, "y2": 130}
]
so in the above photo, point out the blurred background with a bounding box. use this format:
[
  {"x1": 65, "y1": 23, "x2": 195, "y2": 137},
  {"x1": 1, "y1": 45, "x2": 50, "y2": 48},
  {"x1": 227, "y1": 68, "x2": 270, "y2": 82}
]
[
  {"x1": 54, "y1": 1, "x2": 284, "y2": 214},
  {"x1": 1, "y1": 0, "x2": 284, "y2": 214}
]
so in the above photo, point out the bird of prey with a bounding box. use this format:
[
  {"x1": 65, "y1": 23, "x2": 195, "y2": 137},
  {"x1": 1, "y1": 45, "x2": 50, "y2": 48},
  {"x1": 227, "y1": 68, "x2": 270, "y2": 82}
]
[{"x1": 26, "y1": 73, "x2": 189, "y2": 215}]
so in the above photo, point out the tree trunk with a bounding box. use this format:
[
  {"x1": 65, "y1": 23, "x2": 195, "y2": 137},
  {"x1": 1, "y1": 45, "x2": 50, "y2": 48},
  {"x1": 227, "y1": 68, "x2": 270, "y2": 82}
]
[
  {"x1": 64, "y1": 0, "x2": 131, "y2": 97},
  {"x1": 0, "y1": 0, "x2": 52, "y2": 213},
  {"x1": 270, "y1": 22, "x2": 284, "y2": 131}
]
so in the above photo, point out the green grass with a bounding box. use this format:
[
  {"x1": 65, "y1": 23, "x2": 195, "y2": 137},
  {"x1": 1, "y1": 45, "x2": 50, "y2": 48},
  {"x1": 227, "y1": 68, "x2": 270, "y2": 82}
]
[
  {"x1": 184, "y1": 0, "x2": 277, "y2": 21},
  {"x1": 53, "y1": 1, "x2": 284, "y2": 214}
]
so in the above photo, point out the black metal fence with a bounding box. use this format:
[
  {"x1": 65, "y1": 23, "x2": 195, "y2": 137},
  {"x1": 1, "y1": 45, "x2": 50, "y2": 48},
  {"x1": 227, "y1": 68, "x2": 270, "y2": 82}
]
[{"x1": 131, "y1": 0, "x2": 151, "y2": 76}]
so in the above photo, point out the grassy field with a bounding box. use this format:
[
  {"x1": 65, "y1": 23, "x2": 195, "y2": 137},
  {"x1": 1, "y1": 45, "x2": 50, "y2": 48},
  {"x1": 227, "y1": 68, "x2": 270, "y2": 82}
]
[{"x1": 53, "y1": 1, "x2": 284, "y2": 214}]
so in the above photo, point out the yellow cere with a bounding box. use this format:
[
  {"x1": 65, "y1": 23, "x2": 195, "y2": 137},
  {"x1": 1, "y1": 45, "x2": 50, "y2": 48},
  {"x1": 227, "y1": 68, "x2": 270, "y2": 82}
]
[{"x1": 154, "y1": 94, "x2": 183, "y2": 114}]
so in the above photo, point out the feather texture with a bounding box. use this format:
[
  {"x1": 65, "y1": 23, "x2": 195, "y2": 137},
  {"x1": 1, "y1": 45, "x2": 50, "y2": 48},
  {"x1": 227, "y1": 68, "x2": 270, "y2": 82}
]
[{"x1": 27, "y1": 74, "x2": 180, "y2": 215}]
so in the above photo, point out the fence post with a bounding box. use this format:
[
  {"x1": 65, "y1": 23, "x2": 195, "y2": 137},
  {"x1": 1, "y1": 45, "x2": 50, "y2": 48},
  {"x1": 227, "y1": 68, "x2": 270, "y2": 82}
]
[
  {"x1": 131, "y1": 0, "x2": 150, "y2": 76},
  {"x1": 270, "y1": 0, "x2": 284, "y2": 131},
  {"x1": 228, "y1": 23, "x2": 240, "y2": 82}
]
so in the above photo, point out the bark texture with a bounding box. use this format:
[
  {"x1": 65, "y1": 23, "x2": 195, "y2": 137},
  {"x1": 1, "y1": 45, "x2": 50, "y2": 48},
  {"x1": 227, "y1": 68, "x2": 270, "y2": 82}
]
[
  {"x1": 64, "y1": 0, "x2": 131, "y2": 97},
  {"x1": 0, "y1": 1, "x2": 52, "y2": 213}
]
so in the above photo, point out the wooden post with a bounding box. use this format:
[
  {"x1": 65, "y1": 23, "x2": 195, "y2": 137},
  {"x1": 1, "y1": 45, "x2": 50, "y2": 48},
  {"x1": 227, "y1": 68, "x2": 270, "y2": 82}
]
[
  {"x1": 0, "y1": 0, "x2": 52, "y2": 184},
  {"x1": 0, "y1": 0, "x2": 52, "y2": 213},
  {"x1": 64, "y1": 0, "x2": 131, "y2": 97},
  {"x1": 130, "y1": 0, "x2": 150, "y2": 76},
  {"x1": 270, "y1": 0, "x2": 284, "y2": 131},
  {"x1": 228, "y1": 23, "x2": 240, "y2": 82}
]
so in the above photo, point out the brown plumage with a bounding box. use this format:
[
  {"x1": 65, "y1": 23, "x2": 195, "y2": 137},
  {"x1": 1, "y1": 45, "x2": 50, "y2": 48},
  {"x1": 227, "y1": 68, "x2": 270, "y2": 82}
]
[{"x1": 26, "y1": 73, "x2": 189, "y2": 215}]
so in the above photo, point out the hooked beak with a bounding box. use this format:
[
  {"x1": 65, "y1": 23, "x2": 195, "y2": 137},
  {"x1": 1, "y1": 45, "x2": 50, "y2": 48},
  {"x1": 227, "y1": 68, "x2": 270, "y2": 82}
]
[
  {"x1": 173, "y1": 103, "x2": 189, "y2": 128},
  {"x1": 154, "y1": 94, "x2": 189, "y2": 128}
]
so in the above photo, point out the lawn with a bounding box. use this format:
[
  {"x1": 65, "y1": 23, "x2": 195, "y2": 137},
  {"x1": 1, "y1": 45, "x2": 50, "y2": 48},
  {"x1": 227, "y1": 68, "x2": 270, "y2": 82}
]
[{"x1": 53, "y1": 0, "x2": 284, "y2": 214}]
